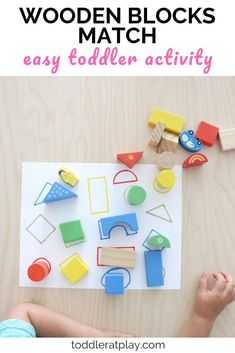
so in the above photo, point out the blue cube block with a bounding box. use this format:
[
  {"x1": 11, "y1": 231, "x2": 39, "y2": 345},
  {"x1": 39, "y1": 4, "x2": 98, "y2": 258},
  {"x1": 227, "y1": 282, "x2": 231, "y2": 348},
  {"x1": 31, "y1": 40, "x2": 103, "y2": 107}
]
[
  {"x1": 144, "y1": 250, "x2": 164, "y2": 287},
  {"x1": 105, "y1": 273, "x2": 124, "y2": 294}
]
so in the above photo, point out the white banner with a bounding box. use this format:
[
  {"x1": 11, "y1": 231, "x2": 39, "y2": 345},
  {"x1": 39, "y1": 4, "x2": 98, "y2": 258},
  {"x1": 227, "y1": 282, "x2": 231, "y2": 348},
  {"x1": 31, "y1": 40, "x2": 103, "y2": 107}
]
[
  {"x1": 0, "y1": 0, "x2": 234, "y2": 76},
  {"x1": 1, "y1": 338, "x2": 235, "y2": 353}
]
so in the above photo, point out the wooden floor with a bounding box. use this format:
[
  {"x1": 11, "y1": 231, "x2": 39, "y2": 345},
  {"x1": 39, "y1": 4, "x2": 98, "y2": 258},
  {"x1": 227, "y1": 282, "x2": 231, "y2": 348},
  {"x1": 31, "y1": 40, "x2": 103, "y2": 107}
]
[{"x1": 0, "y1": 77, "x2": 235, "y2": 337}]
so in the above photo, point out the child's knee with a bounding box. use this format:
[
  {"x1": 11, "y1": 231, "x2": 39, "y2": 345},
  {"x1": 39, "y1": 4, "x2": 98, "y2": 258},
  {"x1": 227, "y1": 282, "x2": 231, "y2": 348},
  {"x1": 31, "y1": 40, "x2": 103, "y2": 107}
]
[{"x1": 4, "y1": 303, "x2": 32, "y2": 323}]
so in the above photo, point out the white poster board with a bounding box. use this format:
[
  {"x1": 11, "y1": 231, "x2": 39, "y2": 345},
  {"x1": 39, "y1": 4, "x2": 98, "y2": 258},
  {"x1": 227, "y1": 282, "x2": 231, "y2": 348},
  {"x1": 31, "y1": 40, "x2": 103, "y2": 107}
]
[{"x1": 20, "y1": 162, "x2": 182, "y2": 290}]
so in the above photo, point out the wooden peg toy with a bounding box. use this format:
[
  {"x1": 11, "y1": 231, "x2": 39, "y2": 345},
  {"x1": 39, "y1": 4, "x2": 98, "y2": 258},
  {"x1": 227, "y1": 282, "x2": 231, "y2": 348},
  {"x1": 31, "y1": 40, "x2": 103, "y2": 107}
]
[
  {"x1": 179, "y1": 130, "x2": 203, "y2": 152},
  {"x1": 123, "y1": 185, "x2": 147, "y2": 205},
  {"x1": 117, "y1": 151, "x2": 143, "y2": 169},
  {"x1": 58, "y1": 167, "x2": 79, "y2": 186},
  {"x1": 148, "y1": 107, "x2": 185, "y2": 134},
  {"x1": 195, "y1": 121, "x2": 219, "y2": 146},
  {"x1": 156, "y1": 151, "x2": 176, "y2": 170},
  {"x1": 149, "y1": 122, "x2": 166, "y2": 148},
  {"x1": 183, "y1": 153, "x2": 208, "y2": 168},
  {"x1": 153, "y1": 169, "x2": 176, "y2": 193},
  {"x1": 27, "y1": 257, "x2": 51, "y2": 282},
  {"x1": 218, "y1": 128, "x2": 235, "y2": 152},
  {"x1": 157, "y1": 131, "x2": 179, "y2": 153}
]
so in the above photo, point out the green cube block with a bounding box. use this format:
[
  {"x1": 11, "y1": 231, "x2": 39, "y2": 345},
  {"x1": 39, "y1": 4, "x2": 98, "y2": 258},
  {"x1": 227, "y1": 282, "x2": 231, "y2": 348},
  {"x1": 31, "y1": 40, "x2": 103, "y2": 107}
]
[{"x1": 59, "y1": 220, "x2": 86, "y2": 247}]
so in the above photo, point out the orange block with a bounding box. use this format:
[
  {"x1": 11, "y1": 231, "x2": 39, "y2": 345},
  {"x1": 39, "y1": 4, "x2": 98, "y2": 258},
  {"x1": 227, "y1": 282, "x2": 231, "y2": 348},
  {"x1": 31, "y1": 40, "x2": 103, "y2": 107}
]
[{"x1": 117, "y1": 151, "x2": 143, "y2": 169}]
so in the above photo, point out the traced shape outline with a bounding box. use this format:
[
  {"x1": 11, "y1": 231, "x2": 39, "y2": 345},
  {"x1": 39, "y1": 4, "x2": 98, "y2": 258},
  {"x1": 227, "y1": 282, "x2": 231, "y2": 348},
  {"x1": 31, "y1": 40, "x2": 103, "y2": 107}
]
[
  {"x1": 26, "y1": 214, "x2": 56, "y2": 244},
  {"x1": 143, "y1": 229, "x2": 163, "y2": 251},
  {"x1": 34, "y1": 182, "x2": 52, "y2": 206},
  {"x1": 146, "y1": 204, "x2": 172, "y2": 223},
  {"x1": 87, "y1": 176, "x2": 110, "y2": 215},
  {"x1": 96, "y1": 246, "x2": 136, "y2": 266},
  {"x1": 113, "y1": 169, "x2": 138, "y2": 185},
  {"x1": 100, "y1": 267, "x2": 131, "y2": 289}
]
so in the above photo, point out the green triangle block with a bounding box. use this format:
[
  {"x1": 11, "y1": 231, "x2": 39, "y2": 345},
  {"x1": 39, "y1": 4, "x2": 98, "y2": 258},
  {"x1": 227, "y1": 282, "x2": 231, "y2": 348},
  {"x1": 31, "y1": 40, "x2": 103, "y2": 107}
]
[
  {"x1": 147, "y1": 234, "x2": 170, "y2": 250},
  {"x1": 59, "y1": 220, "x2": 86, "y2": 247}
]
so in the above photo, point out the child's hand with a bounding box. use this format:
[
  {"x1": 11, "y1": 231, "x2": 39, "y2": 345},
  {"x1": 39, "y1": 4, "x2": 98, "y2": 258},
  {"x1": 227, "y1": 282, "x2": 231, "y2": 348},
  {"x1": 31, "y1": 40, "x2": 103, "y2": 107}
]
[{"x1": 193, "y1": 272, "x2": 235, "y2": 323}]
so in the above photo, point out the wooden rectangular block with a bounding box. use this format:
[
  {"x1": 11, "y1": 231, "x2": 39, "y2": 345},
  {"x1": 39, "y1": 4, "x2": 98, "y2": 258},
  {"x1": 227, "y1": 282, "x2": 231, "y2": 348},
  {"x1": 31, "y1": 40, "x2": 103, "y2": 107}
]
[
  {"x1": 149, "y1": 122, "x2": 166, "y2": 148},
  {"x1": 99, "y1": 247, "x2": 137, "y2": 268},
  {"x1": 148, "y1": 107, "x2": 185, "y2": 134},
  {"x1": 157, "y1": 131, "x2": 179, "y2": 153},
  {"x1": 144, "y1": 250, "x2": 164, "y2": 287},
  {"x1": 218, "y1": 129, "x2": 235, "y2": 151}
]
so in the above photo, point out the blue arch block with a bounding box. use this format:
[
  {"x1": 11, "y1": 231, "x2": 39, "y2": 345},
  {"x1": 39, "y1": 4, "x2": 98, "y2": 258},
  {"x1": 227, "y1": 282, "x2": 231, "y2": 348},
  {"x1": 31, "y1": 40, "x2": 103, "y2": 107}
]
[{"x1": 98, "y1": 213, "x2": 138, "y2": 240}]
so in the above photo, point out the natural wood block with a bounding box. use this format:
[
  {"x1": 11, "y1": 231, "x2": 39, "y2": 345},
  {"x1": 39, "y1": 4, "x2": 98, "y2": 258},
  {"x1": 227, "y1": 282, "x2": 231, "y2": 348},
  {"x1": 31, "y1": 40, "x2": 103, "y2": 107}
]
[
  {"x1": 99, "y1": 247, "x2": 137, "y2": 268},
  {"x1": 156, "y1": 151, "x2": 176, "y2": 170},
  {"x1": 218, "y1": 129, "x2": 235, "y2": 151},
  {"x1": 157, "y1": 131, "x2": 179, "y2": 153},
  {"x1": 149, "y1": 122, "x2": 165, "y2": 148}
]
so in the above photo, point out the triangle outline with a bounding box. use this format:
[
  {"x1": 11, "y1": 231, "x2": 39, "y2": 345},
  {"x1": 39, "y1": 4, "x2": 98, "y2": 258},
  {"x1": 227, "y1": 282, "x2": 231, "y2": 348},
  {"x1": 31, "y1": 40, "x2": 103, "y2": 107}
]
[
  {"x1": 146, "y1": 204, "x2": 172, "y2": 223},
  {"x1": 43, "y1": 182, "x2": 77, "y2": 203}
]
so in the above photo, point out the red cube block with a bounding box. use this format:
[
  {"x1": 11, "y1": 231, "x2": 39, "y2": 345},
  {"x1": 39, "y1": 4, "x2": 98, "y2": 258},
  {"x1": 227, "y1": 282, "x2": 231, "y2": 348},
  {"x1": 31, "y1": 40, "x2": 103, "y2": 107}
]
[{"x1": 195, "y1": 121, "x2": 219, "y2": 146}]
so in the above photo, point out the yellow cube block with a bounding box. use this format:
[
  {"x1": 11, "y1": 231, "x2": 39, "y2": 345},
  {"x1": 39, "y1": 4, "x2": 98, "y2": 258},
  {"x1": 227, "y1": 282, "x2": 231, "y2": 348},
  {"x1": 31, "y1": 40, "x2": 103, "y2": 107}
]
[
  {"x1": 60, "y1": 253, "x2": 89, "y2": 284},
  {"x1": 148, "y1": 107, "x2": 185, "y2": 135}
]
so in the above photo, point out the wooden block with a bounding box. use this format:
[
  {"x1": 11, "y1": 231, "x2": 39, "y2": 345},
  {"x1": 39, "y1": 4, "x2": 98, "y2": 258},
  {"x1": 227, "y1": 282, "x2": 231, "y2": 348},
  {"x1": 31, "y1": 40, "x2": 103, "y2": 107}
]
[
  {"x1": 105, "y1": 273, "x2": 124, "y2": 294},
  {"x1": 148, "y1": 107, "x2": 185, "y2": 134},
  {"x1": 195, "y1": 121, "x2": 219, "y2": 146},
  {"x1": 144, "y1": 250, "x2": 164, "y2": 287},
  {"x1": 153, "y1": 169, "x2": 176, "y2": 193},
  {"x1": 99, "y1": 247, "x2": 137, "y2": 268},
  {"x1": 60, "y1": 253, "x2": 89, "y2": 284},
  {"x1": 218, "y1": 129, "x2": 235, "y2": 151},
  {"x1": 59, "y1": 219, "x2": 86, "y2": 247},
  {"x1": 179, "y1": 130, "x2": 203, "y2": 152},
  {"x1": 98, "y1": 213, "x2": 138, "y2": 240},
  {"x1": 156, "y1": 151, "x2": 175, "y2": 170},
  {"x1": 117, "y1": 151, "x2": 143, "y2": 169},
  {"x1": 124, "y1": 185, "x2": 147, "y2": 205},
  {"x1": 183, "y1": 153, "x2": 208, "y2": 168},
  {"x1": 149, "y1": 122, "x2": 165, "y2": 148},
  {"x1": 157, "y1": 131, "x2": 178, "y2": 153}
]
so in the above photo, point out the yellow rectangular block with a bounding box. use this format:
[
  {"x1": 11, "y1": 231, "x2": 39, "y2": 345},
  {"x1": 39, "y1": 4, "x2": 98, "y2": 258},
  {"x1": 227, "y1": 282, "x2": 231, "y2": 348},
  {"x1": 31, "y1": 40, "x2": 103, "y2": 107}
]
[
  {"x1": 60, "y1": 253, "x2": 89, "y2": 284},
  {"x1": 148, "y1": 107, "x2": 185, "y2": 134},
  {"x1": 99, "y1": 247, "x2": 137, "y2": 268}
]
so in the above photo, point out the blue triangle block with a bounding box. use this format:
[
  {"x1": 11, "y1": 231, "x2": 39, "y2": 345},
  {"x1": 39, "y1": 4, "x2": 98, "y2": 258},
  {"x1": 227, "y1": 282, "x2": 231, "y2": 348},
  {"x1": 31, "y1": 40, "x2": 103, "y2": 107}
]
[{"x1": 43, "y1": 182, "x2": 77, "y2": 203}]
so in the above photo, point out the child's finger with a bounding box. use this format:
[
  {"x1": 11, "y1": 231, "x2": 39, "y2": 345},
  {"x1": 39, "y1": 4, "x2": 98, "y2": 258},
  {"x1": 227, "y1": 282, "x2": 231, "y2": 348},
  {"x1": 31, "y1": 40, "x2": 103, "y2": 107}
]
[
  {"x1": 198, "y1": 272, "x2": 208, "y2": 291},
  {"x1": 212, "y1": 272, "x2": 227, "y2": 291},
  {"x1": 220, "y1": 272, "x2": 234, "y2": 285}
]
